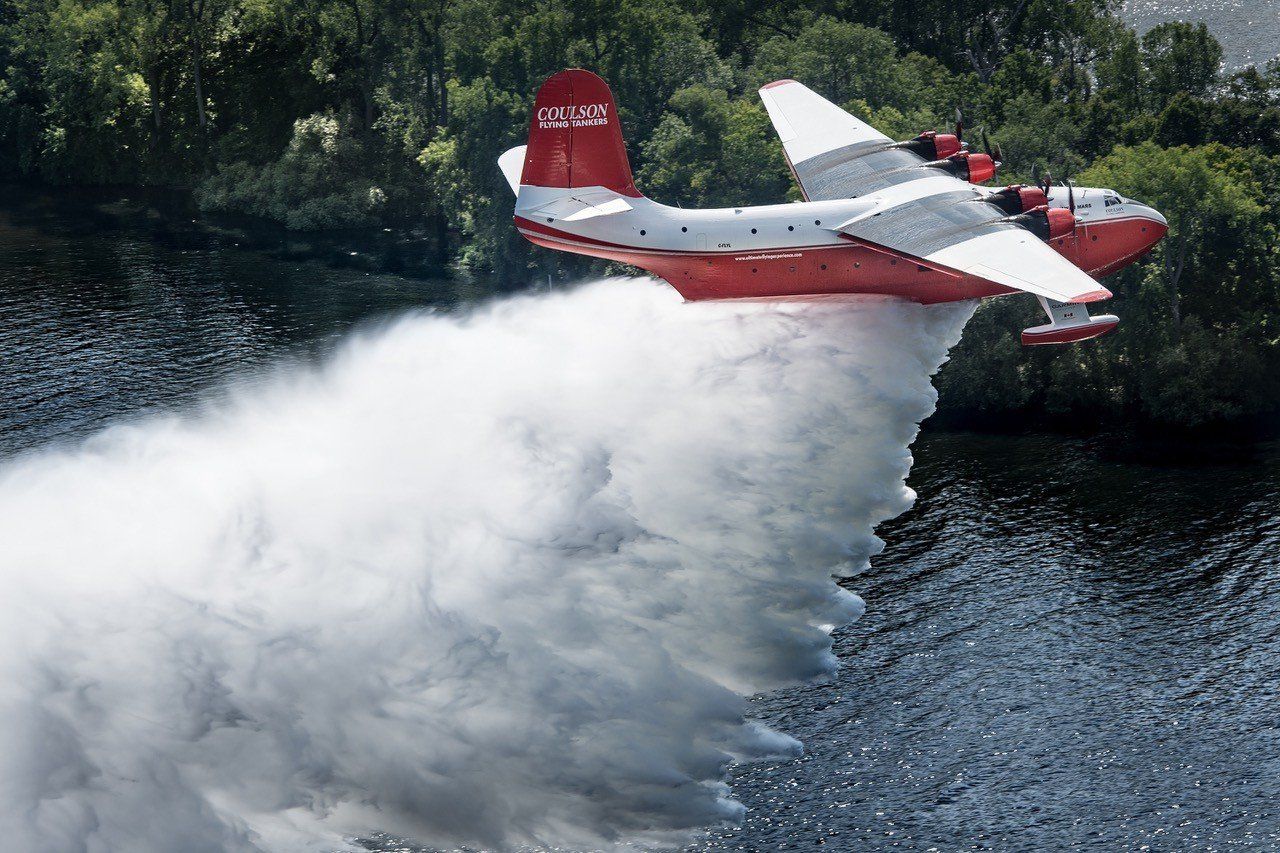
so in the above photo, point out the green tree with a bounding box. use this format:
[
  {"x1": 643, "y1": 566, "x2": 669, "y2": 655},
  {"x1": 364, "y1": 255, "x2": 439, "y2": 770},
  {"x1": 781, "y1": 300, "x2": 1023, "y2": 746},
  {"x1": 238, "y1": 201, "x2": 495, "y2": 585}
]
[
  {"x1": 747, "y1": 17, "x2": 953, "y2": 112},
  {"x1": 637, "y1": 85, "x2": 787, "y2": 207},
  {"x1": 1140, "y1": 21, "x2": 1222, "y2": 111},
  {"x1": 35, "y1": 0, "x2": 151, "y2": 181},
  {"x1": 197, "y1": 111, "x2": 388, "y2": 228},
  {"x1": 418, "y1": 77, "x2": 530, "y2": 275},
  {"x1": 1079, "y1": 143, "x2": 1267, "y2": 332}
]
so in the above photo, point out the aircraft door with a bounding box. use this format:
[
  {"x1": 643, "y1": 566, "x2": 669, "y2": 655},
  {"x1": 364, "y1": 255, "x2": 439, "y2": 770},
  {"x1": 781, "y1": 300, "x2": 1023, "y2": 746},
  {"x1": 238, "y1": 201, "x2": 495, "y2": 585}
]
[{"x1": 697, "y1": 233, "x2": 709, "y2": 251}]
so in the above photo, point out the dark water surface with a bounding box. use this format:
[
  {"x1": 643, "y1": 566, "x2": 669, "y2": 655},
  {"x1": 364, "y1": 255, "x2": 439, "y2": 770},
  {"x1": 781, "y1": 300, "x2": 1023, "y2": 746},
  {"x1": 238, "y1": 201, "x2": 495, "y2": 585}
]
[
  {"x1": 0, "y1": 185, "x2": 487, "y2": 455},
  {"x1": 3, "y1": 189, "x2": 1278, "y2": 851},
  {"x1": 695, "y1": 432, "x2": 1280, "y2": 850}
]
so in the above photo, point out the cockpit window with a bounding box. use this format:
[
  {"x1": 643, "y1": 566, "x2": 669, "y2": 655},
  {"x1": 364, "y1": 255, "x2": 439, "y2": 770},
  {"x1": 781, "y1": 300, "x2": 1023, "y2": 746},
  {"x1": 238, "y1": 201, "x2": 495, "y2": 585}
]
[{"x1": 1104, "y1": 193, "x2": 1122, "y2": 208}]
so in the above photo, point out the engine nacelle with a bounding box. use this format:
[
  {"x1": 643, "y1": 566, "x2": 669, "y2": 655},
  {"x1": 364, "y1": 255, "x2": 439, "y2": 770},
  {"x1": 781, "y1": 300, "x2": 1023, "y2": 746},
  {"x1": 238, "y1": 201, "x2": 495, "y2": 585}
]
[
  {"x1": 1045, "y1": 207, "x2": 1076, "y2": 240},
  {"x1": 963, "y1": 153, "x2": 996, "y2": 184},
  {"x1": 985, "y1": 184, "x2": 1049, "y2": 216},
  {"x1": 929, "y1": 132, "x2": 962, "y2": 159},
  {"x1": 897, "y1": 131, "x2": 962, "y2": 161},
  {"x1": 927, "y1": 151, "x2": 996, "y2": 184},
  {"x1": 1008, "y1": 204, "x2": 1078, "y2": 242}
]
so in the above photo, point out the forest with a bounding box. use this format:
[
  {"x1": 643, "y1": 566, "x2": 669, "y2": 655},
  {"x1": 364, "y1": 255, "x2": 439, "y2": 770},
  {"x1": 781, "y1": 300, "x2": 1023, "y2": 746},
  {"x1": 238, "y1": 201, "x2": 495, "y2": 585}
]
[{"x1": 1, "y1": 0, "x2": 1278, "y2": 433}]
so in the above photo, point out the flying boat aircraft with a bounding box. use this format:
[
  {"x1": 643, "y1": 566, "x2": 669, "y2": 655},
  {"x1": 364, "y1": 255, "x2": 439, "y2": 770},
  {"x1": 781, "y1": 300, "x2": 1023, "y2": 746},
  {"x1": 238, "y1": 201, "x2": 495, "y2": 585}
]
[{"x1": 500, "y1": 69, "x2": 1168, "y2": 344}]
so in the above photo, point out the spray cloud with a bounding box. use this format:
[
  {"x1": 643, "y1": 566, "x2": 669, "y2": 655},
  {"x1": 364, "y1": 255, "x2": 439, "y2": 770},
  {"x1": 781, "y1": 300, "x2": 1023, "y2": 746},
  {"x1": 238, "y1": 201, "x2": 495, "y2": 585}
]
[{"x1": 0, "y1": 280, "x2": 971, "y2": 851}]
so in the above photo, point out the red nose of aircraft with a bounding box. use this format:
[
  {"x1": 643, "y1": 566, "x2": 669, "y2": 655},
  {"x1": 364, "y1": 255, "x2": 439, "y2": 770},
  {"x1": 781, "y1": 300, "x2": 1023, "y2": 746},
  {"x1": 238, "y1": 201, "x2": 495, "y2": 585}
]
[
  {"x1": 1139, "y1": 205, "x2": 1169, "y2": 250},
  {"x1": 1085, "y1": 202, "x2": 1168, "y2": 277},
  {"x1": 1131, "y1": 202, "x2": 1169, "y2": 262}
]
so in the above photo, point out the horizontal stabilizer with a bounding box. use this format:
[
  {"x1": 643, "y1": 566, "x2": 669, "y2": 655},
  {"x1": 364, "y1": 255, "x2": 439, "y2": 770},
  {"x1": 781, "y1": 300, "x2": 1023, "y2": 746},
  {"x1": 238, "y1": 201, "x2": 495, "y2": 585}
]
[
  {"x1": 516, "y1": 187, "x2": 634, "y2": 222},
  {"x1": 499, "y1": 146, "x2": 527, "y2": 195}
]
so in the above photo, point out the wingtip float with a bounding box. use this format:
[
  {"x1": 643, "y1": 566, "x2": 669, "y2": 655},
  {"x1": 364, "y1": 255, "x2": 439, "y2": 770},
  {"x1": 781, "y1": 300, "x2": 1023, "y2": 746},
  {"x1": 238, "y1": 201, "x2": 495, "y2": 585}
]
[{"x1": 502, "y1": 68, "x2": 1168, "y2": 346}]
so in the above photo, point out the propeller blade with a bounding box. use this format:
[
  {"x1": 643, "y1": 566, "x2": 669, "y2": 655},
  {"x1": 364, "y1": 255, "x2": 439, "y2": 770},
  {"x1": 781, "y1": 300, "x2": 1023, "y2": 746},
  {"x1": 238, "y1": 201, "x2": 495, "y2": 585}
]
[
  {"x1": 954, "y1": 107, "x2": 964, "y2": 142},
  {"x1": 977, "y1": 127, "x2": 1002, "y2": 165},
  {"x1": 1067, "y1": 179, "x2": 1076, "y2": 213}
]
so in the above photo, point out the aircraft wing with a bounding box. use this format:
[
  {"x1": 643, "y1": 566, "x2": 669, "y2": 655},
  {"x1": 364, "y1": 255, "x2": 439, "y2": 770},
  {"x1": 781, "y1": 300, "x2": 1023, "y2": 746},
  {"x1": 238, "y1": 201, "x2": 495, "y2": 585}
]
[
  {"x1": 924, "y1": 228, "x2": 1109, "y2": 303},
  {"x1": 758, "y1": 79, "x2": 931, "y2": 200},
  {"x1": 832, "y1": 190, "x2": 1110, "y2": 303},
  {"x1": 759, "y1": 79, "x2": 1110, "y2": 305}
]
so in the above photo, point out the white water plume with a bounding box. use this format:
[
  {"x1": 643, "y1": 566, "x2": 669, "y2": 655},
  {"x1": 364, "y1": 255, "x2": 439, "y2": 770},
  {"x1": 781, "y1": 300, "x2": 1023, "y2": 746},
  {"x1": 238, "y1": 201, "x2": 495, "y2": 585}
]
[{"x1": 0, "y1": 279, "x2": 971, "y2": 851}]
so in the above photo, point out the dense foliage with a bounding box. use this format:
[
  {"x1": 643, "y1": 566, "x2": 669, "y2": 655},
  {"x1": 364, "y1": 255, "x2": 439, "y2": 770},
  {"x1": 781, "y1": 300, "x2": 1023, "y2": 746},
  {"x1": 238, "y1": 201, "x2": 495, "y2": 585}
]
[{"x1": 1, "y1": 0, "x2": 1278, "y2": 430}]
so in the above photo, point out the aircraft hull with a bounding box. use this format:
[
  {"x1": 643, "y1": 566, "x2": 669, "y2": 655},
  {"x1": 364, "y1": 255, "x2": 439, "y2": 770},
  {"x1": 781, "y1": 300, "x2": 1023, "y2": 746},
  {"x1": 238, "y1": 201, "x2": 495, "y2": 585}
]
[
  {"x1": 1066, "y1": 216, "x2": 1168, "y2": 278},
  {"x1": 516, "y1": 213, "x2": 1166, "y2": 305}
]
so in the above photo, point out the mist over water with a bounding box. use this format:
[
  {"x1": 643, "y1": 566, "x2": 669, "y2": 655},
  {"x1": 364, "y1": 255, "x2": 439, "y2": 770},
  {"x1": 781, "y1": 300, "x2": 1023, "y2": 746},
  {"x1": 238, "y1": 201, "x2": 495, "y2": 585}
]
[{"x1": 0, "y1": 280, "x2": 971, "y2": 851}]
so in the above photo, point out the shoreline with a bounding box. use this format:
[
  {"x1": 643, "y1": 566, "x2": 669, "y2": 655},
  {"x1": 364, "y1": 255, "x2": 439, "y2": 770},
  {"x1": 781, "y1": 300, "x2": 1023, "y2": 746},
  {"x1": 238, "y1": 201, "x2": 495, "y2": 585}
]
[{"x1": 5, "y1": 178, "x2": 1278, "y2": 447}]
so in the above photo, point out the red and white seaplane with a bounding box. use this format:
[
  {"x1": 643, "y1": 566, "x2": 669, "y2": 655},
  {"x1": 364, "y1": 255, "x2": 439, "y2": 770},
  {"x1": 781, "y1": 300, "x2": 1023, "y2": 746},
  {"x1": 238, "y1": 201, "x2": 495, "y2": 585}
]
[{"x1": 501, "y1": 69, "x2": 1167, "y2": 345}]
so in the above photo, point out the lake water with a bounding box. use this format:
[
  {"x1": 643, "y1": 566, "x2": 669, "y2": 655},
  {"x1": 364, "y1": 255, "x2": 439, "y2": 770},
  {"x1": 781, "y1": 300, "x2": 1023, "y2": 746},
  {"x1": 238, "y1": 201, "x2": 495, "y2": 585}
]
[
  {"x1": 3, "y1": 183, "x2": 1278, "y2": 851},
  {"x1": 1124, "y1": 0, "x2": 1280, "y2": 70},
  {"x1": 691, "y1": 431, "x2": 1280, "y2": 850},
  {"x1": 0, "y1": 187, "x2": 486, "y2": 456}
]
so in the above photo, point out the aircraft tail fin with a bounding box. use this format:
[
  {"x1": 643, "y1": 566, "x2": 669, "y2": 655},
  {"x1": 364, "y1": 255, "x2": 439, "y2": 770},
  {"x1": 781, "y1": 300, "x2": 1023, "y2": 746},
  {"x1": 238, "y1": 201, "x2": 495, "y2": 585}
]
[{"x1": 518, "y1": 69, "x2": 640, "y2": 198}]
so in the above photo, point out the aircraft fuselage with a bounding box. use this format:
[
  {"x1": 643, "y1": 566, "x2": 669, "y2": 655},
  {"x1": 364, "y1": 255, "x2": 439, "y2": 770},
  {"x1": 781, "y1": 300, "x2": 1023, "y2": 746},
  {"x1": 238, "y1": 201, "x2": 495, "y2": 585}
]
[{"x1": 515, "y1": 188, "x2": 1167, "y2": 304}]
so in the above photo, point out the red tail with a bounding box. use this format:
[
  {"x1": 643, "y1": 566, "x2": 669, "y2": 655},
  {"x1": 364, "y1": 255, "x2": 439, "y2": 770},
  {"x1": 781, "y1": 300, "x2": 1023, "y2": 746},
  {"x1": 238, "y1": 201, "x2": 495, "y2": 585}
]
[{"x1": 521, "y1": 69, "x2": 641, "y2": 197}]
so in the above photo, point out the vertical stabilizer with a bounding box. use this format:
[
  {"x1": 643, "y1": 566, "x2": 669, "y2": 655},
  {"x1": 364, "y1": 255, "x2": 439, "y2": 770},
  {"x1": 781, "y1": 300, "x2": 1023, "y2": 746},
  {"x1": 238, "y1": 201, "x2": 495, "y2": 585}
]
[{"x1": 521, "y1": 69, "x2": 640, "y2": 197}]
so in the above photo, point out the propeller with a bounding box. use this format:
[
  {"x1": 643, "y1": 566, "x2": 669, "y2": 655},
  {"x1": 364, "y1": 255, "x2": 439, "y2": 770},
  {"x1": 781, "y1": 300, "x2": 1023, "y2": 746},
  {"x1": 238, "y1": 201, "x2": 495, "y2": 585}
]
[
  {"x1": 1032, "y1": 164, "x2": 1049, "y2": 195},
  {"x1": 954, "y1": 107, "x2": 964, "y2": 145},
  {"x1": 1032, "y1": 163, "x2": 1065, "y2": 207},
  {"x1": 979, "y1": 127, "x2": 1003, "y2": 167},
  {"x1": 1062, "y1": 167, "x2": 1076, "y2": 214}
]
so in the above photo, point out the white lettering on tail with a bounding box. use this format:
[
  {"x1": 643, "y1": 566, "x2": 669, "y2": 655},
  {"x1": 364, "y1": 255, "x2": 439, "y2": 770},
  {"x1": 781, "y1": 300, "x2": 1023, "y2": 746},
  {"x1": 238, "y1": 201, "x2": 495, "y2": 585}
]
[{"x1": 536, "y1": 103, "x2": 610, "y2": 129}]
